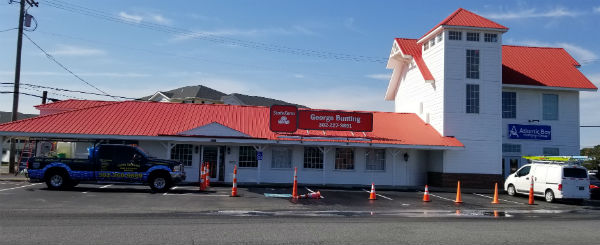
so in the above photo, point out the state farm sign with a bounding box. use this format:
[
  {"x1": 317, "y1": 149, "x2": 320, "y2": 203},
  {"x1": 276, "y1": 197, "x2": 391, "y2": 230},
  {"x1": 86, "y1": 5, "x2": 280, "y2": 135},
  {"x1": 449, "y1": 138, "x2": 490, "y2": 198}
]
[
  {"x1": 269, "y1": 105, "x2": 298, "y2": 132},
  {"x1": 298, "y1": 110, "x2": 373, "y2": 132}
]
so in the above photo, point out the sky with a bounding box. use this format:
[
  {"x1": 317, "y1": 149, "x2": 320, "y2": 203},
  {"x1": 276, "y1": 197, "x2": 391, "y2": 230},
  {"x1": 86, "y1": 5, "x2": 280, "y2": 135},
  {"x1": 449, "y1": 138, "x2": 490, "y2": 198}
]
[{"x1": 0, "y1": 0, "x2": 599, "y2": 147}]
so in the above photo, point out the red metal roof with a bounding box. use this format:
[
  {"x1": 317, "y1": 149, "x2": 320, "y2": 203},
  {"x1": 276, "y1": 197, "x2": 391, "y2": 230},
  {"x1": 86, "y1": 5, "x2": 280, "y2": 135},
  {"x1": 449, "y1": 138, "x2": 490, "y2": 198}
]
[
  {"x1": 502, "y1": 45, "x2": 597, "y2": 90},
  {"x1": 421, "y1": 8, "x2": 508, "y2": 40},
  {"x1": 395, "y1": 38, "x2": 435, "y2": 81},
  {"x1": 0, "y1": 101, "x2": 462, "y2": 148},
  {"x1": 34, "y1": 99, "x2": 116, "y2": 110}
]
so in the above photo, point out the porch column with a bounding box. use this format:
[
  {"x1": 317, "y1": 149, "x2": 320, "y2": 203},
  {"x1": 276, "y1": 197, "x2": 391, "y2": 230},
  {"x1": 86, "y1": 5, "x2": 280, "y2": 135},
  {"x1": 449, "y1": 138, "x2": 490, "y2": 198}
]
[
  {"x1": 253, "y1": 145, "x2": 267, "y2": 184},
  {"x1": 319, "y1": 147, "x2": 332, "y2": 186}
]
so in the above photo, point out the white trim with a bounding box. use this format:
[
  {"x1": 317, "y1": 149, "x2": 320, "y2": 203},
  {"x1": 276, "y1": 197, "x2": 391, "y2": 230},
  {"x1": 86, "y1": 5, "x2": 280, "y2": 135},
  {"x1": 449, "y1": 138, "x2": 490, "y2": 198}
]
[
  {"x1": 148, "y1": 92, "x2": 170, "y2": 102},
  {"x1": 417, "y1": 26, "x2": 443, "y2": 44},
  {"x1": 0, "y1": 132, "x2": 463, "y2": 150},
  {"x1": 418, "y1": 25, "x2": 507, "y2": 44},
  {"x1": 502, "y1": 84, "x2": 597, "y2": 92}
]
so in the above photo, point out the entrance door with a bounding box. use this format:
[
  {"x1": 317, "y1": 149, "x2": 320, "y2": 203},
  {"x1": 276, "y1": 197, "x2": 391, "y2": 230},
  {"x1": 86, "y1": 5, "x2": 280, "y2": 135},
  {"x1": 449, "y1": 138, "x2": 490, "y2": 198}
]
[
  {"x1": 502, "y1": 156, "x2": 521, "y2": 178},
  {"x1": 202, "y1": 146, "x2": 219, "y2": 181}
]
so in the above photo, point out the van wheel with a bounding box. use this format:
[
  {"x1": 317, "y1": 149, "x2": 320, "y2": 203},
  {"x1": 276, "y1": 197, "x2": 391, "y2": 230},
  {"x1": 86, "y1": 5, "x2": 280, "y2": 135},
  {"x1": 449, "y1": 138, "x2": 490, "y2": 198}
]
[
  {"x1": 45, "y1": 171, "x2": 68, "y2": 190},
  {"x1": 148, "y1": 173, "x2": 171, "y2": 193},
  {"x1": 507, "y1": 184, "x2": 516, "y2": 196},
  {"x1": 545, "y1": 190, "x2": 555, "y2": 203}
]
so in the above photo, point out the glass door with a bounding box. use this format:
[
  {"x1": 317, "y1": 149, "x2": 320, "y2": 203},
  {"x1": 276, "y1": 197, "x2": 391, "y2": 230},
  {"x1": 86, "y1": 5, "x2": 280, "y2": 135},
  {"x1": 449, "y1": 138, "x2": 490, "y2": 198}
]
[
  {"x1": 503, "y1": 156, "x2": 521, "y2": 178},
  {"x1": 202, "y1": 146, "x2": 219, "y2": 180}
]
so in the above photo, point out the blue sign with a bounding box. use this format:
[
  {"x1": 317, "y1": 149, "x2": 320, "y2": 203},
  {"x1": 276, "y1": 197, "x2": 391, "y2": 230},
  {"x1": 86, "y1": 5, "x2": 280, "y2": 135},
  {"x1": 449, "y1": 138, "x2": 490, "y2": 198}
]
[
  {"x1": 256, "y1": 151, "x2": 263, "y2": 160},
  {"x1": 508, "y1": 124, "x2": 551, "y2": 140}
]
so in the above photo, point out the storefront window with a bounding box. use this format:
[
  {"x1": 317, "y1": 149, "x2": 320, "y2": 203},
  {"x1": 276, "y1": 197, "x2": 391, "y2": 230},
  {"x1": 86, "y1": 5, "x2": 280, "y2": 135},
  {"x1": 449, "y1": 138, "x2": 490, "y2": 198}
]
[
  {"x1": 335, "y1": 148, "x2": 354, "y2": 170},
  {"x1": 271, "y1": 147, "x2": 292, "y2": 169},
  {"x1": 239, "y1": 146, "x2": 258, "y2": 168},
  {"x1": 365, "y1": 149, "x2": 385, "y2": 171},
  {"x1": 303, "y1": 147, "x2": 323, "y2": 169},
  {"x1": 171, "y1": 144, "x2": 193, "y2": 166}
]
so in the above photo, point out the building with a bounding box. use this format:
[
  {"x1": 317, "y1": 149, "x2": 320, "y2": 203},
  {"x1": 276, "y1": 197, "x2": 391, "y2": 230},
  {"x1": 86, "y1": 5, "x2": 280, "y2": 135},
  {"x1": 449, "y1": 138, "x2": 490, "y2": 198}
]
[
  {"x1": 0, "y1": 111, "x2": 37, "y2": 164},
  {"x1": 385, "y1": 8, "x2": 596, "y2": 186},
  {"x1": 0, "y1": 8, "x2": 596, "y2": 187}
]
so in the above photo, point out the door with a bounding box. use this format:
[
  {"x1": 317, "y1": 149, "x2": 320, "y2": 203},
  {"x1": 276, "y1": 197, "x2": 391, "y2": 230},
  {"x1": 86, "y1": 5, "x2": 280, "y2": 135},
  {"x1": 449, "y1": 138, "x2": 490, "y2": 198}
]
[
  {"x1": 514, "y1": 165, "x2": 532, "y2": 193},
  {"x1": 502, "y1": 156, "x2": 521, "y2": 178},
  {"x1": 202, "y1": 146, "x2": 219, "y2": 181}
]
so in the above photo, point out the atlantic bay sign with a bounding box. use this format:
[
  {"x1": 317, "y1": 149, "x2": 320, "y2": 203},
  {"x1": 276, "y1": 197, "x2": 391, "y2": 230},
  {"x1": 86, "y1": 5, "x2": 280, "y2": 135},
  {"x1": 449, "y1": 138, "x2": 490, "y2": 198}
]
[
  {"x1": 270, "y1": 105, "x2": 373, "y2": 132},
  {"x1": 508, "y1": 124, "x2": 551, "y2": 140}
]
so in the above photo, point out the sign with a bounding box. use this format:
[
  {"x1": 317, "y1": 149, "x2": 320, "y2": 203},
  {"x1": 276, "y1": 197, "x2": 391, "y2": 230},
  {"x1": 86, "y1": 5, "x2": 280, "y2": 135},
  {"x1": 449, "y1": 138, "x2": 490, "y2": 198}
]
[
  {"x1": 256, "y1": 151, "x2": 263, "y2": 160},
  {"x1": 298, "y1": 110, "x2": 373, "y2": 132},
  {"x1": 269, "y1": 105, "x2": 298, "y2": 132},
  {"x1": 508, "y1": 124, "x2": 551, "y2": 140}
]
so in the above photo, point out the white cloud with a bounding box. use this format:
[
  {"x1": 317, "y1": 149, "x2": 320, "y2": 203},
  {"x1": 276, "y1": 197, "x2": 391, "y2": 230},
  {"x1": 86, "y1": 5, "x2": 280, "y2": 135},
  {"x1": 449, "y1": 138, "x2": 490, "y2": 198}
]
[
  {"x1": 118, "y1": 11, "x2": 171, "y2": 25},
  {"x1": 366, "y1": 73, "x2": 391, "y2": 81},
  {"x1": 0, "y1": 70, "x2": 150, "y2": 78},
  {"x1": 171, "y1": 26, "x2": 316, "y2": 41},
  {"x1": 119, "y1": 12, "x2": 143, "y2": 23},
  {"x1": 47, "y1": 45, "x2": 105, "y2": 57},
  {"x1": 480, "y1": 7, "x2": 583, "y2": 20},
  {"x1": 594, "y1": 6, "x2": 600, "y2": 13},
  {"x1": 293, "y1": 74, "x2": 304, "y2": 79},
  {"x1": 507, "y1": 39, "x2": 598, "y2": 65}
]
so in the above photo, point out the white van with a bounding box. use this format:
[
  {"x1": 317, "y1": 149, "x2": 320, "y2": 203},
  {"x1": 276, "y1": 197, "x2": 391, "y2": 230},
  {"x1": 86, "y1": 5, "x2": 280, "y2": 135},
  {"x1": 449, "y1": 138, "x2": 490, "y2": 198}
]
[{"x1": 504, "y1": 163, "x2": 590, "y2": 202}]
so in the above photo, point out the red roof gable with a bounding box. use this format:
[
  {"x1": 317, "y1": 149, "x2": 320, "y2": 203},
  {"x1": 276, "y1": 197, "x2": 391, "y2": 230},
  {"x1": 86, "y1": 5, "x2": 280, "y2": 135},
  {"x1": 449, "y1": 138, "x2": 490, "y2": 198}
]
[
  {"x1": 421, "y1": 8, "x2": 508, "y2": 40},
  {"x1": 503, "y1": 45, "x2": 597, "y2": 90},
  {"x1": 0, "y1": 101, "x2": 462, "y2": 148},
  {"x1": 395, "y1": 38, "x2": 434, "y2": 81}
]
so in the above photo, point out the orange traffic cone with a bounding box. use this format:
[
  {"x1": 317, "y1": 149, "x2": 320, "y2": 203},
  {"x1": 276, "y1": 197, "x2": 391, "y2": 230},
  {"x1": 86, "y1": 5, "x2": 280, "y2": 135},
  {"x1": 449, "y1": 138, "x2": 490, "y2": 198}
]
[
  {"x1": 454, "y1": 180, "x2": 463, "y2": 203},
  {"x1": 231, "y1": 165, "x2": 239, "y2": 197},
  {"x1": 528, "y1": 177, "x2": 535, "y2": 205},
  {"x1": 199, "y1": 163, "x2": 205, "y2": 191},
  {"x1": 369, "y1": 183, "x2": 377, "y2": 200},
  {"x1": 292, "y1": 167, "x2": 298, "y2": 198},
  {"x1": 423, "y1": 185, "x2": 431, "y2": 202},
  {"x1": 491, "y1": 182, "x2": 500, "y2": 204},
  {"x1": 206, "y1": 163, "x2": 210, "y2": 188}
]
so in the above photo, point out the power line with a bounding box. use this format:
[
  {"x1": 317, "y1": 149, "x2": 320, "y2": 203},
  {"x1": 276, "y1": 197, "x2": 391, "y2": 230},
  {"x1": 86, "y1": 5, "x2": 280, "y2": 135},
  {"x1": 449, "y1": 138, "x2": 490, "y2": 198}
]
[
  {"x1": 0, "y1": 27, "x2": 18, "y2": 33},
  {"x1": 0, "y1": 82, "x2": 137, "y2": 100},
  {"x1": 44, "y1": 0, "x2": 387, "y2": 63},
  {"x1": 22, "y1": 33, "x2": 120, "y2": 101},
  {"x1": 0, "y1": 91, "x2": 58, "y2": 101}
]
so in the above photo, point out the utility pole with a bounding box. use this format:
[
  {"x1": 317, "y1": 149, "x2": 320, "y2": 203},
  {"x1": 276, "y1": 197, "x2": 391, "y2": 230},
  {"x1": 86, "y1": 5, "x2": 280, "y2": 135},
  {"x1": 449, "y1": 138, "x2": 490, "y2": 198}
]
[{"x1": 9, "y1": 0, "x2": 38, "y2": 174}]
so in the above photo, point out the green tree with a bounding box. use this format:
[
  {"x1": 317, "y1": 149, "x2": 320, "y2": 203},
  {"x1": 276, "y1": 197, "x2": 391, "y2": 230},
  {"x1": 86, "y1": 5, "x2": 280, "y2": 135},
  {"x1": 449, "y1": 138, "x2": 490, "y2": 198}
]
[{"x1": 581, "y1": 145, "x2": 600, "y2": 170}]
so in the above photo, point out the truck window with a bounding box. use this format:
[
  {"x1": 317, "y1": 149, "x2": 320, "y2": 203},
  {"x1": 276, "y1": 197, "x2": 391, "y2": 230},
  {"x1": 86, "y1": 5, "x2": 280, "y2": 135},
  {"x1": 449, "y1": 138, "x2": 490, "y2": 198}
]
[
  {"x1": 563, "y1": 168, "x2": 587, "y2": 178},
  {"x1": 516, "y1": 166, "x2": 530, "y2": 177}
]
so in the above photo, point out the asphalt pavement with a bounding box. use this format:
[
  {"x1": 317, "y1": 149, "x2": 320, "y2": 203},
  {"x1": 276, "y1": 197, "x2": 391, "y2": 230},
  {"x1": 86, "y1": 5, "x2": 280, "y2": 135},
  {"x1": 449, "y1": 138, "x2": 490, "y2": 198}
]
[{"x1": 1, "y1": 181, "x2": 600, "y2": 244}]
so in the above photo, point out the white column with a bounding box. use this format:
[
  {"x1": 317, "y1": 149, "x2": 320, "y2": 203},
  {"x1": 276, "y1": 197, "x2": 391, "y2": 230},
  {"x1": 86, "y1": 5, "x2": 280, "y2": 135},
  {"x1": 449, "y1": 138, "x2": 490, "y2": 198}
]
[
  {"x1": 254, "y1": 145, "x2": 267, "y2": 184},
  {"x1": 319, "y1": 147, "x2": 332, "y2": 186}
]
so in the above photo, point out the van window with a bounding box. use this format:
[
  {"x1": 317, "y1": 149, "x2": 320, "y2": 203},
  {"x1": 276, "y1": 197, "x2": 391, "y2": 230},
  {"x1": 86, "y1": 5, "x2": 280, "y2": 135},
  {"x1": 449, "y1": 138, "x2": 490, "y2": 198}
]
[
  {"x1": 563, "y1": 168, "x2": 587, "y2": 178},
  {"x1": 516, "y1": 166, "x2": 530, "y2": 176}
]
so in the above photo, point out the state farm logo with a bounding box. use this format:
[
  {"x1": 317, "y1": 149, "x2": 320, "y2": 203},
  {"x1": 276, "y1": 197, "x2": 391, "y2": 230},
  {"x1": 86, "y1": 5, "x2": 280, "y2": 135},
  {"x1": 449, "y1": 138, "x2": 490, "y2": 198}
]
[{"x1": 278, "y1": 116, "x2": 290, "y2": 125}]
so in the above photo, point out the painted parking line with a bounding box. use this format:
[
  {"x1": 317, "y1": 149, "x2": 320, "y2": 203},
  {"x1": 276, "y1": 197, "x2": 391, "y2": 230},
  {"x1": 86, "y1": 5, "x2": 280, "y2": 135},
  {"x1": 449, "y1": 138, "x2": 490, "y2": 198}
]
[
  {"x1": 472, "y1": 193, "x2": 524, "y2": 205},
  {"x1": 305, "y1": 187, "x2": 325, "y2": 199},
  {"x1": 419, "y1": 191, "x2": 455, "y2": 202},
  {"x1": 0, "y1": 183, "x2": 40, "y2": 192},
  {"x1": 362, "y1": 188, "x2": 393, "y2": 200},
  {"x1": 83, "y1": 184, "x2": 113, "y2": 194},
  {"x1": 163, "y1": 186, "x2": 179, "y2": 196}
]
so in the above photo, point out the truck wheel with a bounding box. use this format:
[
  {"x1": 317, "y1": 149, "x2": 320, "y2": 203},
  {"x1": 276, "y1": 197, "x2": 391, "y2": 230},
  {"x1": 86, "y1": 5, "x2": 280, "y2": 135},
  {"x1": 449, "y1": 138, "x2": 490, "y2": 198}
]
[
  {"x1": 148, "y1": 173, "x2": 171, "y2": 193},
  {"x1": 545, "y1": 190, "x2": 555, "y2": 203},
  {"x1": 507, "y1": 184, "x2": 516, "y2": 196},
  {"x1": 45, "y1": 171, "x2": 68, "y2": 190}
]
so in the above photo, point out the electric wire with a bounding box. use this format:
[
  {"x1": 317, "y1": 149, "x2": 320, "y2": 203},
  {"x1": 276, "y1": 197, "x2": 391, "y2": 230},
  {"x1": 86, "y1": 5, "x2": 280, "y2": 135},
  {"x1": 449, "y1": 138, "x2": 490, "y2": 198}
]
[
  {"x1": 44, "y1": 0, "x2": 387, "y2": 63},
  {"x1": 22, "y1": 33, "x2": 120, "y2": 101},
  {"x1": 0, "y1": 27, "x2": 18, "y2": 33},
  {"x1": 0, "y1": 82, "x2": 136, "y2": 100}
]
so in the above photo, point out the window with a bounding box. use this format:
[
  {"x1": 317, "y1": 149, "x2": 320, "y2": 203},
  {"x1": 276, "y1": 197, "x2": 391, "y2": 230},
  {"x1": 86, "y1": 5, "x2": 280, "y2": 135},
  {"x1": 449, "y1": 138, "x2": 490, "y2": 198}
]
[
  {"x1": 271, "y1": 147, "x2": 292, "y2": 168},
  {"x1": 563, "y1": 168, "x2": 587, "y2": 178},
  {"x1": 239, "y1": 146, "x2": 258, "y2": 167},
  {"x1": 303, "y1": 147, "x2": 323, "y2": 169},
  {"x1": 423, "y1": 41, "x2": 429, "y2": 51},
  {"x1": 365, "y1": 149, "x2": 385, "y2": 171},
  {"x1": 335, "y1": 148, "x2": 354, "y2": 170},
  {"x1": 484, "y1": 33, "x2": 498, "y2": 42},
  {"x1": 543, "y1": 94, "x2": 558, "y2": 120},
  {"x1": 516, "y1": 166, "x2": 531, "y2": 177},
  {"x1": 466, "y1": 84, "x2": 480, "y2": 114},
  {"x1": 466, "y1": 49, "x2": 480, "y2": 79},
  {"x1": 449, "y1": 31, "x2": 462, "y2": 40},
  {"x1": 466, "y1": 32, "x2": 479, "y2": 41},
  {"x1": 502, "y1": 92, "x2": 516, "y2": 118},
  {"x1": 436, "y1": 34, "x2": 443, "y2": 43},
  {"x1": 543, "y1": 147, "x2": 559, "y2": 156},
  {"x1": 502, "y1": 144, "x2": 521, "y2": 153},
  {"x1": 429, "y1": 38, "x2": 435, "y2": 47},
  {"x1": 171, "y1": 144, "x2": 193, "y2": 166}
]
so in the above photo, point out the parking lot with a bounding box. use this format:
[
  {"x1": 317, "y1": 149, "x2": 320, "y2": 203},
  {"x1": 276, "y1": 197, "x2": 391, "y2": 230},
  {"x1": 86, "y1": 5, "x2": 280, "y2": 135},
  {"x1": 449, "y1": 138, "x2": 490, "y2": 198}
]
[{"x1": 2, "y1": 180, "x2": 600, "y2": 218}]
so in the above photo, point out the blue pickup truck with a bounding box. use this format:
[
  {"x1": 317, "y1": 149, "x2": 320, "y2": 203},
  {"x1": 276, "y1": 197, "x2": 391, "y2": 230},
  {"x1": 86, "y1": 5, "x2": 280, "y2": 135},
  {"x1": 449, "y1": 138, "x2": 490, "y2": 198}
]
[{"x1": 26, "y1": 144, "x2": 185, "y2": 192}]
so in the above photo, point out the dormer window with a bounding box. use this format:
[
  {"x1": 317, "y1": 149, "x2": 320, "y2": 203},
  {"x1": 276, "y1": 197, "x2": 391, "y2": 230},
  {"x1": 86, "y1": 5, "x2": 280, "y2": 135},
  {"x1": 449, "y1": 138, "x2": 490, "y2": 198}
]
[
  {"x1": 429, "y1": 38, "x2": 435, "y2": 47},
  {"x1": 449, "y1": 31, "x2": 462, "y2": 40},
  {"x1": 484, "y1": 33, "x2": 498, "y2": 42},
  {"x1": 467, "y1": 32, "x2": 479, "y2": 42},
  {"x1": 436, "y1": 34, "x2": 443, "y2": 43}
]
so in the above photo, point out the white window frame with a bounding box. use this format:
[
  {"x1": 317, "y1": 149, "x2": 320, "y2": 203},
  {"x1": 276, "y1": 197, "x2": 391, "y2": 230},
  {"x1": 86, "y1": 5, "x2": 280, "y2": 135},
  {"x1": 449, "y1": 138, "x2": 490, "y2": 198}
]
[
  {"x1": 449, "y1": 31, "x2": 462, "y2": 40},
  {"x1": 303, "y1": 147, "x2": 323, "y2": 169},
  {"x1": 365, "y1": 149, "x2": 385, "y2": 171},
  {"x1": 466, "y1": 49, "x2": 480, "y2": 79},
  {"x1": 335, "y1": 148, "x2": 354, "y2": 170},
  {"x1": 466, "y1": 84, "x2": 480, "y2": 114},
  {"x1": 484, "y1": 33, "x2": 498, "y2": 42},
  {"x1": 466, "y1": 32, "x2": 480, "y2": 41},
  {"x1": 239, "y1": 146, "x2": 258, "y2": 168},
  {"x1": 271, "y1": 147, "x2": 292, "y2": 169},
  {"x1": 171, "y1": 144, "x2": 193, "y2": 167},
  {"x1": 423, "y1": 41, "x2": 429, "y2": 51}
]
